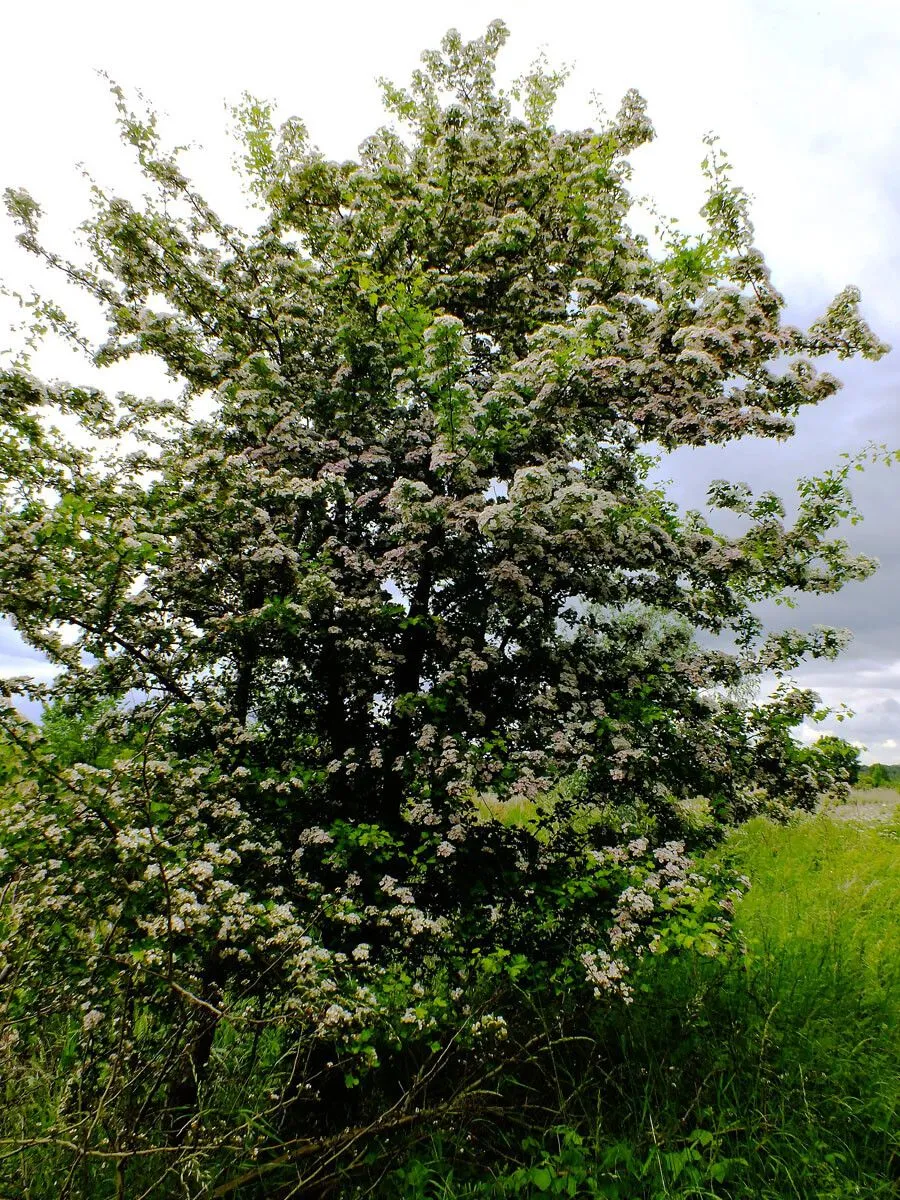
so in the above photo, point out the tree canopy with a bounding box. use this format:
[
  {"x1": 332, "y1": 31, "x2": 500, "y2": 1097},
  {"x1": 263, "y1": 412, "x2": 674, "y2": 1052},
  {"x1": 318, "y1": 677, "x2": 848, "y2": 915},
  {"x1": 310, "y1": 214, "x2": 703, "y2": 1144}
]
[{"x1": 0, "y1": 22, "x2": 888, "y2": 1194}]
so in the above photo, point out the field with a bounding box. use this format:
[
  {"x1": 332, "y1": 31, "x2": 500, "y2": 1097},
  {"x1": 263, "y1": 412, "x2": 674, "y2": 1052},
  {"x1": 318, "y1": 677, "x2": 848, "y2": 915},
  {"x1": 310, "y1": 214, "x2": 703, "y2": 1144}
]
[{"x1": 824, "y1": 786, "x2": 900, "y2": 826}]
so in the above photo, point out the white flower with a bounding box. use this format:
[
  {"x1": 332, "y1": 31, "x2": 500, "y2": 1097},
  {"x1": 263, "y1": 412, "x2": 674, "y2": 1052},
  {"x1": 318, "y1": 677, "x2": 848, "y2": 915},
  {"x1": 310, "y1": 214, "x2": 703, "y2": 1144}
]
[
  {"x1": 581, "y1": 949, "x2": 633, "y2": 1002},
  {"x1": 322, "y1": 1003, "x2": 352, "y2": 1027},
  {"x1": 298, "y1": 826, "x2": 333, "y2": 846},
  {"x1": 82, "y1": 1008, "x2": 104, "y2": 1032}
]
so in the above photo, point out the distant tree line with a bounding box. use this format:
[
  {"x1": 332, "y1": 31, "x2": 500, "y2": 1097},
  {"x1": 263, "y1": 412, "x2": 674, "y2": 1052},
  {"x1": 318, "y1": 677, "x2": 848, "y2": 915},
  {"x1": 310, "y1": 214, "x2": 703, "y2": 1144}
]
[{"x1": 858, "y1": 761, "x2": 900, "y2": 789}]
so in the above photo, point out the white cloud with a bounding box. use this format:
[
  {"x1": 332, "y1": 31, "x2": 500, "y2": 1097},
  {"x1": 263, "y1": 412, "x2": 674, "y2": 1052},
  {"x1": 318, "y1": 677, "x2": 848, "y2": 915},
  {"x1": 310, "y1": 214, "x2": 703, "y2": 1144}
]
[{"x1": 792, "y1": 661, "x2": 900, "y2": 763}]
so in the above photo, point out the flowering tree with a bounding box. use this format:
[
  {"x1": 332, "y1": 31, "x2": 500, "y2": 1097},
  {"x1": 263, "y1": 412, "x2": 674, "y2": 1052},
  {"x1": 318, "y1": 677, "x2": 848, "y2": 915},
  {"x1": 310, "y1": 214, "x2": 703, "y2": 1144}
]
[{"x1": 0, "y1": 22, "x2": 887, "y2": 1196}]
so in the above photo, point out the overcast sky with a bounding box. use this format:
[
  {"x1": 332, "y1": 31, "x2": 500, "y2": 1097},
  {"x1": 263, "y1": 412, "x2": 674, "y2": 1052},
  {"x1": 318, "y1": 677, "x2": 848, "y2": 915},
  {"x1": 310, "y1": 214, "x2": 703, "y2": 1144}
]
[{"x1": 1, "y1": 0, "x2": 898, "y2": 760}]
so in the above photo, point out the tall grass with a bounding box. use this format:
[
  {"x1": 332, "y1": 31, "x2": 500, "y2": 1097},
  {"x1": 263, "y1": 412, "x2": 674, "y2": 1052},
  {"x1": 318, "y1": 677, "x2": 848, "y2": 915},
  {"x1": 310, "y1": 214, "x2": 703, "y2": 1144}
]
[{"x1": 373, "y1": 814, "x2": 900, "y2": 1198}]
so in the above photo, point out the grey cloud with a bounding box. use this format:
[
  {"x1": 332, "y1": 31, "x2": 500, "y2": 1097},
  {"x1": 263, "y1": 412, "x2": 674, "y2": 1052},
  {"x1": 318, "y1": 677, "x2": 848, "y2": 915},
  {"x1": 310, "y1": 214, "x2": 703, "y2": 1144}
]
[{"x1": 0, "y1": 622, "x2": 52, "y2": 673}]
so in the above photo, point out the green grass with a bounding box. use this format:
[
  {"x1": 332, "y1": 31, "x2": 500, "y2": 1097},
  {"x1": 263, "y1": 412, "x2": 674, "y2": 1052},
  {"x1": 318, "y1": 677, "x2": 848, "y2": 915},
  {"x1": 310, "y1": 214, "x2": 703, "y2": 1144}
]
[
  {"x1": 707, "y1": 815, "x2": 900, "y2": 1195},
  {"x1": 373, "y1": 813, "x2": 900, "y2": 1198}
]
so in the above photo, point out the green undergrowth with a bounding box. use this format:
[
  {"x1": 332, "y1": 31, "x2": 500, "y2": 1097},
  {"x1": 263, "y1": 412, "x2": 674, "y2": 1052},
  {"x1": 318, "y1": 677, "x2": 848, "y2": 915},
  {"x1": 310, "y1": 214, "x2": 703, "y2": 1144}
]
[
  {"x1": 369, "y1": 814, "x2": 900, "y2": 1199},
  {"x1": 2, "y1": 814, "x2": 897, "y2": 1198}
]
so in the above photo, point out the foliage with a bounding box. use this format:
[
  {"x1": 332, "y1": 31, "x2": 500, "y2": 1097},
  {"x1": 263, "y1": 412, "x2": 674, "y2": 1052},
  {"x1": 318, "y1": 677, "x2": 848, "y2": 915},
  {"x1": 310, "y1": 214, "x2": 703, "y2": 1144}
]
[
  {"x1": 857, "y1": 762, "x2": 900, "y2": 790},
  {"x1": 811, "y1": 733, "x2": 862, "y2": 786},
  {"x1": 0, "y1": 22, "x2": 888, "y2": 1194}
]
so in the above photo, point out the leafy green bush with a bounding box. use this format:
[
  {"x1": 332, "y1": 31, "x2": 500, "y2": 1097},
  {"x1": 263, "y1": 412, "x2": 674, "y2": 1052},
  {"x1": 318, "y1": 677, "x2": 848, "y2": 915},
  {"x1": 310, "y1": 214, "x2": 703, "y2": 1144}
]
[{"x1": 810, "y1": 734, "x2": 861, "y2": 787}]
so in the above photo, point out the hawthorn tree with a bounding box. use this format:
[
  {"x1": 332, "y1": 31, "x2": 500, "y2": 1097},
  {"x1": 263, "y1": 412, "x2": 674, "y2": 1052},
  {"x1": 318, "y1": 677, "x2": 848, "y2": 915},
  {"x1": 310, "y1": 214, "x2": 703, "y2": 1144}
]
[{"x1": 0, "y1": 22, "x2": 888, "y2": 1195}]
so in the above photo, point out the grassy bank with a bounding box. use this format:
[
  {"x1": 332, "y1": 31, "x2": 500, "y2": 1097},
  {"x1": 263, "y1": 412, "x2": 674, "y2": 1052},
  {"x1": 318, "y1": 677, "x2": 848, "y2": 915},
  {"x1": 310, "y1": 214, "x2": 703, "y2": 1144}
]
[{"x1": 374, "y1": 814, "x2": 900, "y2": 1198}]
